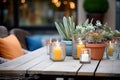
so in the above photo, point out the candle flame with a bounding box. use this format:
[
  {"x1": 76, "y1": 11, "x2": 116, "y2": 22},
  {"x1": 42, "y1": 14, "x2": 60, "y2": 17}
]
[
  {"x1": 109, "y1": 41, "x2": 113, "y2": 47},
  {"x1": 109, "y1": 41, "x2": 111, "y2": 45},
  {"x1": 56, "y1": 40, "x2": 60, "y2": 48},
  {"x1": 78, "y1": 38, "x2": 83, "y2": 44}
]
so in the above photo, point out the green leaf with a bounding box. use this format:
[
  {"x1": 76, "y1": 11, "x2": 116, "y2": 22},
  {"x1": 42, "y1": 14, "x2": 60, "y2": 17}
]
[
  {"x1": 54, "y1": 16, "x2": 75, "y2": 40},
  {"x1": 63, "y1": 17, "x2": 70, "y2": 39},
  {"x1": 55, "y1": 22, "x2": 66, "y2": 39},
  {"x1": 69, "y1": 16, "x2": 75, "y2": 36}
]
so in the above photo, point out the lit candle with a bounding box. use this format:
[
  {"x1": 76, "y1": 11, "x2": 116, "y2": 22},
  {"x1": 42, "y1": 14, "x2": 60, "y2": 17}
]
[
  {"x1": 77, "y1": 38, "x2": 85, "y2": 58},
  {"x1": 108, "y1": 41, "x2": 114, "y2": 56},
  {"x1": 81, "y1": 53, "x2": 89, "y2": 62},
  {"x1": 80, "y1": 48, "x2": 91, "y2": 63},
  {"x1": 53, "y1": 40, "x2": 62, "y2": 60},
  {"x1": 81, "y1": 50, "x2": 89, "y2": 62}
]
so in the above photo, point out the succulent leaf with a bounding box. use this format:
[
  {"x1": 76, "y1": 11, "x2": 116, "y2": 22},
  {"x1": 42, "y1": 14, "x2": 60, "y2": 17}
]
[{"x1": 55, "y1": 16, "x2": 75, "y2": 40}]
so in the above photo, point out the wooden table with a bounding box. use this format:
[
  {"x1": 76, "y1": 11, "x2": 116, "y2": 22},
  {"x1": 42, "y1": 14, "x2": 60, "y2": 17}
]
[{"x1": 0, "y1": 47, "x2": 120, "y2": 80}]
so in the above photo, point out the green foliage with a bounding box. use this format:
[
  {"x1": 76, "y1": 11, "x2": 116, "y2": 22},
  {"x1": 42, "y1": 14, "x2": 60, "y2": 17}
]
[
  {"x1": 113, "y1": 30, "x2": 120, "y2": 37},
  {"x1": 83, "y1": 0, "x2": 109, "y2": 13},
  {"x1": 55, "y1": 16, "x2": 75, "y2": 40}
]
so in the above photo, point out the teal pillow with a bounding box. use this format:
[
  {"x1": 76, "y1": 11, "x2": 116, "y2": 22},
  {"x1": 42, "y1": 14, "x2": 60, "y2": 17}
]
[{"x1": 26, "y1": 35, "x2": 43, "y2": 51}]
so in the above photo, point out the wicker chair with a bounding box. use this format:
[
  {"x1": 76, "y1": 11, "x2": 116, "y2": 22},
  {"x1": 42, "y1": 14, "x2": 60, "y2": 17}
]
[
  {"x1": 0, "y1": 26, "x2": 9, "y2": 38},
  {"x1": 10, "y1": 28, "x2": 31, "y2": 50}
]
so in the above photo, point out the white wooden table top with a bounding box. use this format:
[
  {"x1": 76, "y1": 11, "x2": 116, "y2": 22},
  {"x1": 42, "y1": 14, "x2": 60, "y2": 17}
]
[
  {"x1": 29, "y1": 57, "x2": 82, "y2": 76},
  {"x1": 95, "y1": 60, "x2": 120, "y2": 77},
  {"x1": 78, "y1": 60, "x2": 99, "y2": 76},
  {"x1": 0, "y1": 47, "x2": 47, "y2": 74},
  {"x1": 0, "y1": 46, "x2": 120, "y2": 77}
]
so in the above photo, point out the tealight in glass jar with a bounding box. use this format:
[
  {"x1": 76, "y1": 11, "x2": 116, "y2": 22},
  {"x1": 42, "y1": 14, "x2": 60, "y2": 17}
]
[
  {"x1": 80, "y1": 48, "x2": 91, "y2": 64},
  {"x1": 50, "y1": 41, "x2": 66, "y2": 61}
]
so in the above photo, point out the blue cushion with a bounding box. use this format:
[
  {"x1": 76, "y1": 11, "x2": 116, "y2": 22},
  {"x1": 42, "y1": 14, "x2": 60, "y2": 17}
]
[{"x1": 26, "y1": 35, "x2": 43, "y2": 51}]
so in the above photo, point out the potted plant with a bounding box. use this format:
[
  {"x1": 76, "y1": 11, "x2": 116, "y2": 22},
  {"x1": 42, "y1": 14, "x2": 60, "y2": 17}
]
[
  {"x1": 55, "y1": 16, "x2": 75, "y2": 56},
  {"x1": 83, "y1": 0, "x2": 109, "y2": 24},
  {"x1": 85, "y1": 32, "x2": 106, "y2": 60},
  {"x1": 75, "y1": 19, "x2": 113, "y2": 60}
]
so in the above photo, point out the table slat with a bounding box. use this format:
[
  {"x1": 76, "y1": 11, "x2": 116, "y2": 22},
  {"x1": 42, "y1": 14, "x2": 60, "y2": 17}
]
[
  {"x1": 95, "y1": 60, "x2": 120, "y2": 77},
  {"x1": 78, "y1": 60, "x2": 99, "y2": 76},
  {"x1": 40, "y1": 57, "x2": 82, "y2": 76}
]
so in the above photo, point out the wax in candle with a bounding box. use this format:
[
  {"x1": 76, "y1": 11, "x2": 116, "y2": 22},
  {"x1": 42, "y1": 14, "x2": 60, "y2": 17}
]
[
  {"x1": 81, "y1": 54, "x2": 89, "y2": 62},
  {"x1": 53, "y1": 40, "x2": 62, "y2": 60},
  {"x1": 77, "y1": 45, "x2": 85, "y2": 58},
  {"x1": 53, "y1": 47, "x2": 62, "y2": 60},
  {"x1": 108, "y1": 41, "x2": 114, "y2": 56}
]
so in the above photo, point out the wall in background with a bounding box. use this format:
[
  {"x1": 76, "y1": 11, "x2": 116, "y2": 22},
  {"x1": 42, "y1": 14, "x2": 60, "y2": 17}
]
[{"x1": 78, "y1": 0, "x2": 116, "y2": 29}]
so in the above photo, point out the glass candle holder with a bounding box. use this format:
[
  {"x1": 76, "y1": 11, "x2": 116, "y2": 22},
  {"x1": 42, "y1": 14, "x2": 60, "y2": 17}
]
[
  {"x1": 47, "y1": 38, "x2": 52, "y2": 55},
  {"x1": 107, "y1": 41, "x2": 119, "y2": 60},
  {"x1": 50, "y1": 41, "x2": 66, "y2": 61},
  {"x1": 116, "y1": 41, "x2": 120, "y2": 60},
  {"x1": 80, "y1": 48, "x2": 91, "y2": 64},
  {"x1": 113, "y1": 39, "x2": 120, "y2": 60},
  {"x1": 72, "y1": 34, "x2": 85, "y2": 59}
]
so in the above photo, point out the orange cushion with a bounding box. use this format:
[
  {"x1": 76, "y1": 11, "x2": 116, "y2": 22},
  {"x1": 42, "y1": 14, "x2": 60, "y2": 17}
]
[{"x1": 0, "y1": 34, "x2": 24, "y2": 60}]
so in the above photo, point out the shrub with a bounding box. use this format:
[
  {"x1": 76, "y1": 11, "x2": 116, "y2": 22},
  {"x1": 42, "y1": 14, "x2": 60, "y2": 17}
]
[{"x1": 83, "y1": 0, "x2": 109, "y2": 13}]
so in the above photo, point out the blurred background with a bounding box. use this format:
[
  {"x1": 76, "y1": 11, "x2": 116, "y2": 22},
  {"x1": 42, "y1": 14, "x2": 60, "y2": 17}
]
[{"x1": 0, "y1": 0, "x2": 119, "y2": 34}]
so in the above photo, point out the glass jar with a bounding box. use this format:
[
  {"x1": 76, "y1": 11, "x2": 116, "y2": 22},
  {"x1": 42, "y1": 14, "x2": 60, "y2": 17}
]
[
  {"x1": 107, "y1": 41, "x2": 119, "y2": 60},
  {"x1": 47, "y1": 38, "x2": 52, "y2": 55},
  {"x1": 117, "y1": 43, "x2": 120, "y2": 60},
  {"x1": 50, "y1": 41, "x2": 66, "y2": 61},
  {"x1": 72, "y1": 34, "x2": 85, "y2": 59},
  {"x1": 80, "y1": 48, "x2": 91, "y2": 63},
  {"x1": 115, "y1": 38, "x2": 120, "y2": 60}
]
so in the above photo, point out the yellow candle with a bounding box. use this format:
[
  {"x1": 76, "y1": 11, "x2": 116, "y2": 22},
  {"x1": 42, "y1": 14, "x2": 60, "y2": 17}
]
[
  {"x1": 108, "y1": 41, "x2": 114, "y2": 56},
  {"x1": 53, "y1": 40, "x2": 62, "y2": 60},
  {"x1": 77, "y1": 38, "x2": 85, "y2": 58},
  {"x1": 53, "y1": 47, "x2": 62, "y2": 60},
  {"x1": 77, "y1": 44, "x2": 85, "y2": 58}
]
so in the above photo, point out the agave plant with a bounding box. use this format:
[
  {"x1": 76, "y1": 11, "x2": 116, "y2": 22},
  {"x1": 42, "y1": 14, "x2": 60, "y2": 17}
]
[{"x1": 55, "y1": 16, "x2": 75, "y2": 40}]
